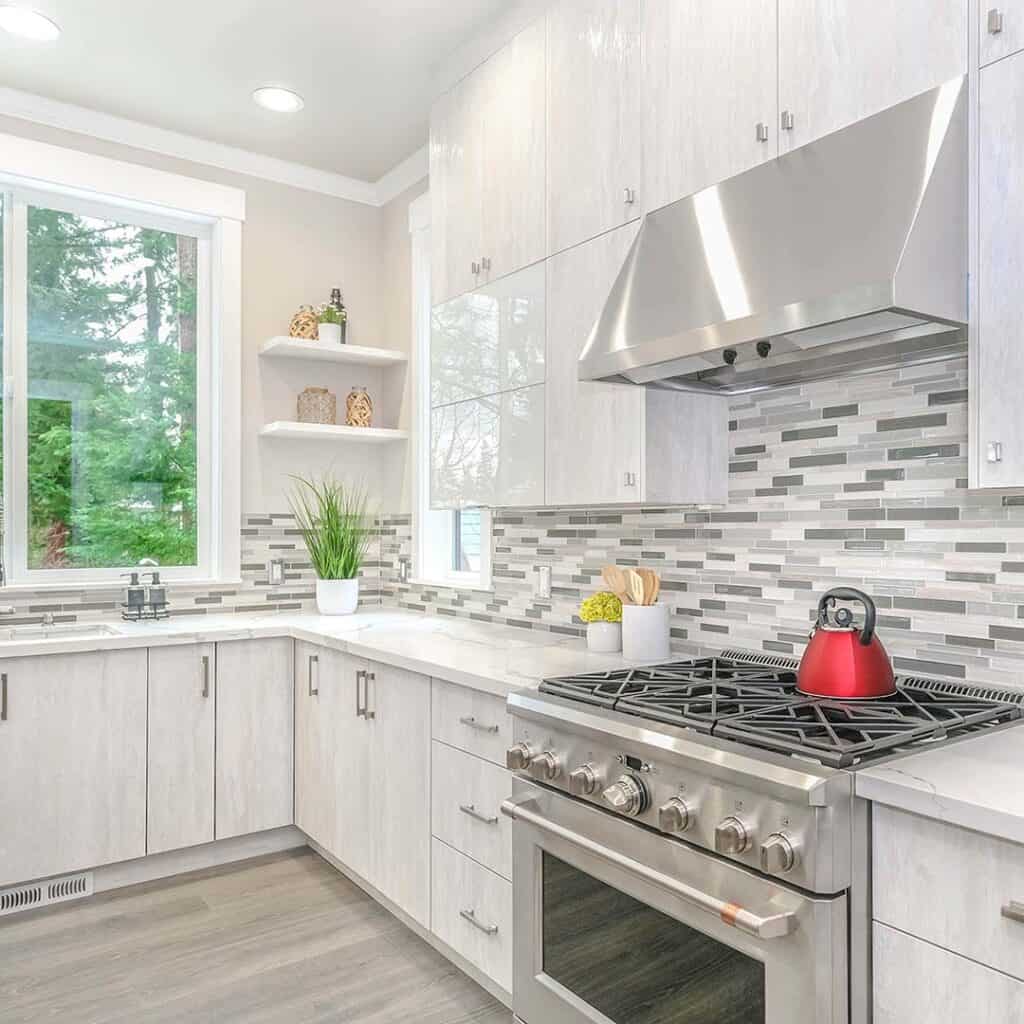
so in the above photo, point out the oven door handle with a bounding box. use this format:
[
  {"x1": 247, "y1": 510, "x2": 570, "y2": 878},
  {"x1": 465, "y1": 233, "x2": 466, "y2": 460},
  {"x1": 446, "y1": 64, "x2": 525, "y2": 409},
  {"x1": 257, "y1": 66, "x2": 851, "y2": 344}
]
[{"x1": 501, "y1": 797, "x2": 796, "y2": 940}]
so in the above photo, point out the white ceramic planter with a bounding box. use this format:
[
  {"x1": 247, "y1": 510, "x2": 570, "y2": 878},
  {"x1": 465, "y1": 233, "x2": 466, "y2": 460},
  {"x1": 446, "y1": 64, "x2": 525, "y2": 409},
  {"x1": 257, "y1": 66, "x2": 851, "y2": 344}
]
[
  {"x1": 316, "y1": 577, "x2": 359, "y2": 615},
  {"x1": 586, "y1": 621, "x2": 622, "y2": 653},
  {"x1": 622, "y1": 603, "x2": 670, "y2": 662},
  {"x1": 318, "y1": 321, "x2": 342, "y2": 345}
]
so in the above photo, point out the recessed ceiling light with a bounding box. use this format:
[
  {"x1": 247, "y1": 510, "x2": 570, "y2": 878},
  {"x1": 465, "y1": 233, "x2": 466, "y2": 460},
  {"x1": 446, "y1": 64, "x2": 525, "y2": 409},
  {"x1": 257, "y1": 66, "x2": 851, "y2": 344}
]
[
  {"x1": 252, "y1": 87, "x2": 304, "y2": 114},
  {"x1": 0, "y1": 5, "x2": 60, "y2": 41}
]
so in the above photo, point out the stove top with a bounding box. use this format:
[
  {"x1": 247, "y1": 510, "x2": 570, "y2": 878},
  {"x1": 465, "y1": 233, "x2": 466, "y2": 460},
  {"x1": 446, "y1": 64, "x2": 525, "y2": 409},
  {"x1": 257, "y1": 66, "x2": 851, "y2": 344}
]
[{"x1": 540, "y1": 653, "x2": 1023, "y2": 768}]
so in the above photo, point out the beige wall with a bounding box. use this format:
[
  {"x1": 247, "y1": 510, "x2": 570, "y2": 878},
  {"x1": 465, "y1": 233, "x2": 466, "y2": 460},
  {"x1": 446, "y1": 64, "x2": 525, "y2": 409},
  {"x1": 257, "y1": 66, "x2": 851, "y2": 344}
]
[{"x1": 0, "y1": 113, "x2": 425, "y2": 513}]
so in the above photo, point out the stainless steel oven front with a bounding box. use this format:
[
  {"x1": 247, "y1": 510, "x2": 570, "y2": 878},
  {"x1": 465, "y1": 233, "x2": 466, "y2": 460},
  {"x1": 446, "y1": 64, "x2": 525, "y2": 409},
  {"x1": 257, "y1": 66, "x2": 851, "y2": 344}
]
[{"x1": 503, "y1": 779, "x2": 847, "y2": 1024}]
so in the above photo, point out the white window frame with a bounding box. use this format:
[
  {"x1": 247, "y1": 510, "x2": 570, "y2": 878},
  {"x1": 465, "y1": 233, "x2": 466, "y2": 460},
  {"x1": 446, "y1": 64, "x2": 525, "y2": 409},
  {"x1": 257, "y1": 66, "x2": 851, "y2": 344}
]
[
  {"x1": 0, "y1": 133, "x2": 242, "y2": 587},
  {"x1": 409, "y1": 192, "x2": 491, "y2": 591}
]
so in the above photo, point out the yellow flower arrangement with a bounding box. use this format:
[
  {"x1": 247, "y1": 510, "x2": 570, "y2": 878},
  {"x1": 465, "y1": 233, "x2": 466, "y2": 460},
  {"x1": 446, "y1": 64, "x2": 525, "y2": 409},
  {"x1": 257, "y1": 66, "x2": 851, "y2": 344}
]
[{"x1": 579, "y1": 591, "x2": 623, "y2": 624}]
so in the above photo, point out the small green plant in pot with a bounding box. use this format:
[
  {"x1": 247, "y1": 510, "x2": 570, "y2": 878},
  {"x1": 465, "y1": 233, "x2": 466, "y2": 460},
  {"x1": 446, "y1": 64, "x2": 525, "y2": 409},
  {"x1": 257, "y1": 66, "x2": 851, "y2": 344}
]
[
  {"x1": 316, "y1": 302, "x2": 346, "y2": 345},
  {"x1": 288, "y1": 475, "x2": 371, "y2": 615},
  {"x1": 579, "y1": 591, "x2": 623, "y2": 653}
]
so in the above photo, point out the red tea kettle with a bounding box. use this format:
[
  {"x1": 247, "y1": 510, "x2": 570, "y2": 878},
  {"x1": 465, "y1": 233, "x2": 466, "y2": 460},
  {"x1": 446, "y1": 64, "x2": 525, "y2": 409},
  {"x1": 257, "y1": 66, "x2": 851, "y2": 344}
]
[{"x1": 797, "y1": 588, "x2": 896, "y2": 699}]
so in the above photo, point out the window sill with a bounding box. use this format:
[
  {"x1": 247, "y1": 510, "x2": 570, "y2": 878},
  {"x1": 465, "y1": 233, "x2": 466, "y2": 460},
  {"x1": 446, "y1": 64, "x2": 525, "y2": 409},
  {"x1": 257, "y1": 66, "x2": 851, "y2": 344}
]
[
  {"x1": 405, "y1": 576, "x2": 494, "y2": 595},
  {"x1": 0, "y1": 578, "x2": 244, "y2": 595}
]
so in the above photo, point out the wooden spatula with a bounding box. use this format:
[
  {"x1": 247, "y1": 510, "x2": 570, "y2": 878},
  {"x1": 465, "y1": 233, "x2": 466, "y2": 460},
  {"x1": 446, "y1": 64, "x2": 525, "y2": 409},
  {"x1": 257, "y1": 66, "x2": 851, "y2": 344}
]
[{"x1": 602, "y1": 565, "x2": 632, "y2": 604}]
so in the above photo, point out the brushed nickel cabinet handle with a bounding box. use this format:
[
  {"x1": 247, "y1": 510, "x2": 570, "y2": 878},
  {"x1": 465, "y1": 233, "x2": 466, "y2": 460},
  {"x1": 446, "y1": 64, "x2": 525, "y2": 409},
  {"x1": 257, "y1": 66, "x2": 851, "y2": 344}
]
[
  {"x1": 308, "y1": 654, "x2": 319, "y2": 697},
  {"x1": 364, "y1": 671, "x2": 376, "y2": 720},
  {"x1": 755, "y1": 121, "x2": 769, "y2": 142},
  {"x1": 460, "y1": 803, "x2": 499, "y2": 825},
  {"x1": 460, "y1": 908, "x2": 499, "y2": 936},
  {"x1": 459, "y1": 715, "x2": 499, "y2": 734},
  {"x1": 1002, "y1": 900, "x2": 1024, "y2": 923},
  {"x1": 989, "y1": 8, "x2": 1005, "y2": 33},
  {"x1": 356, "y1": 668, "x2": 365, "y2": 718},
  {"x1": 201, "y1": 656, "x2": 210, "y2": 698},
  {"x1": 1, "y1": 673, "x2": 7, "y2": 721},
  {"x1": 781, "y1": 109, "x2": 795, "y2": 131}
]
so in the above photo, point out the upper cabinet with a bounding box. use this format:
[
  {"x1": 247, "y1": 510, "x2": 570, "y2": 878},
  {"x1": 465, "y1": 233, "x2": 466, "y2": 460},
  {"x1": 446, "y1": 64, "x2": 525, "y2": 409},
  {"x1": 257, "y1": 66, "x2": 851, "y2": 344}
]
[
  {"x1": 981, "y1": 1, "x2": 1024, "y2": 66},
  {"x1": 641, "y1": 0, "x2": 778, "y2": 214},
  {"x1": 777, "y1": 0, "x2": 968, "y2": 152},
  {"x1": 546, "y1": 0, "x2": 643, "y2": 254},
  {"x1": 429, "y1": 19, "x2": 545, "y2": 306}
]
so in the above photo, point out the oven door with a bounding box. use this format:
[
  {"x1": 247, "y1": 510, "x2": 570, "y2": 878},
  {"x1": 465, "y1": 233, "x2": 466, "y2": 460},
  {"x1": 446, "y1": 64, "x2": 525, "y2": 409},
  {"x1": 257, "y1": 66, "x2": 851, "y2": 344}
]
[{"x1": 504, "y1": 780, "x2": 847, "y2": 1024}]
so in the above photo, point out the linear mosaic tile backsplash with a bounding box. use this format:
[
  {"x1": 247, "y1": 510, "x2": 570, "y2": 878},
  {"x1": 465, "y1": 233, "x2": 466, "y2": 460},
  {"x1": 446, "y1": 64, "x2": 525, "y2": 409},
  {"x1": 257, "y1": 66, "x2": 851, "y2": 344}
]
[{"x1": 381, "y1": 356, "x2": 1024, "y2": 691}]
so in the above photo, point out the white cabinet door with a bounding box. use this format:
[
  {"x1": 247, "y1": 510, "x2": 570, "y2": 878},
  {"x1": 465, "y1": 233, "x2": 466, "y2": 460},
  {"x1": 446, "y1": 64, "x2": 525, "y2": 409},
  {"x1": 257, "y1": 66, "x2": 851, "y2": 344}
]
[
  {"x1": 0, "y1": 650, "x2": 147, "y2": 887},
  {"x1": 294, "y1": 642, "x2": 337, "y2": 851},
  {"x1": 778, "y1": 0, "x2": 967, "y2": 152},
  {"x1": 980, "y1": 0, "x2": 1024, "y2": 66},
  {"x1": 874, "y1": 922, "x2": 1024, "y2": 1022},
  {"x1": 641, "y1": 0, "x2": 777, "y2": 213},
  {"x1": 479, "y1": 17, "x2": 546, "y2": 283},
  {"x1": 215, "y1": 638, "x2": 294, "y2": 840},
  {"x1": 976, "y1": 50, "x2": 1024, "y2": 486},
  {"x1": 547, "y1": 0, "x2": 642, "y2": 253},
  {"x1": 366, "y1": 662, "x2": 431, "y2": 927},
  {"x1": 546, "y1": 223, "x2": 644, "y2": 505},
  {"x1": 147, "y1": 644, "x2": 215, "y2": 855}
]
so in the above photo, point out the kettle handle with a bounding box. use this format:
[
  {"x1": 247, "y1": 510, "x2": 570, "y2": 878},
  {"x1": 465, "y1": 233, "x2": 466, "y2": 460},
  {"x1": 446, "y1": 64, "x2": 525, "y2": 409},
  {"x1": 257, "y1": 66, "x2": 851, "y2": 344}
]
[{"x1": 816, "y1": 587, "x2": 877, "y2": 646}]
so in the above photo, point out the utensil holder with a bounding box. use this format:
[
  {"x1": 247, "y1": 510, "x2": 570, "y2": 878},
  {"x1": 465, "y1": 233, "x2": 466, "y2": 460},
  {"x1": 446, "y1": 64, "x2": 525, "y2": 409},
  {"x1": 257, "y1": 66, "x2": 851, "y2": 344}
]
[{"x1": 622, "y1": 603, "x2": 670, "y2": 661}]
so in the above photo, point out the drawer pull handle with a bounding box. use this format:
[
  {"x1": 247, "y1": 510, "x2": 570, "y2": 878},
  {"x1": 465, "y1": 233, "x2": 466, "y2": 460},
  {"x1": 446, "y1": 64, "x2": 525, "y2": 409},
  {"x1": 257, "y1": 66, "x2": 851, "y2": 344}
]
[
  {"x1": 460, "y1": 908, "x2": 499, "y2": 936},
  {"x1": 459, "y1": 803, "x2": 499, "y2": 826},
  {"x1": 308, "y1": 654, "x2": 319, "y2": 697},
  {"x1": 201, "y1": 655, "x2": 211, "y2": 698},
  {"x1": 459, "y1": 715, "x2": 499, "y2": 734},
  {"x1": 1, "y1": 673, "x2": 6, "y2": 721},
  {"x1": 1002, "y1": 900, "x2": 1024, "y2": 924}
]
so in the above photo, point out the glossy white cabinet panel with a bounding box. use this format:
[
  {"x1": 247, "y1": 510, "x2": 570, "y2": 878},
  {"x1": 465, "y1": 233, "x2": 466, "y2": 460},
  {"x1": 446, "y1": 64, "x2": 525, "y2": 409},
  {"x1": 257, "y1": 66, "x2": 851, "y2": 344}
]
[
  {"x1": 431, "y1": 261, "x2": 545, "y2": 407},
  {"x1": 778, "y1": 0, "x2": 968, "y2": 152},
  {"x1": 874, "y1": 922, "x2": 1024, "y2": 1023},
  {"x1": 147, "y1": 644, "x2": 215, "y2": 855},
  {"x1": 431, "y1": 680, "x2": 514, "y2": 765},
  {"x1": 977, "y1": 51, "x2": 1024, "y2": 486},
  {"x1": 0, "y1": 650, "x2": 147, "y2": 887},
  {"x1": 431, "y1": 384, "x2": 545, "y2": 509},
  {"x1": 215, "y1": 638, "x2": 294, "y2": 840},
  {"x1": 479, "y1": 17, "x2": 546, "y2": 282},
  {"x1": 980, "y1": 0, "x2": 1024, "y2": 66},
  {"x1": 546, "y1": 0, "x2": 642, "y2": 253},
  {"x1": 642, "y1": 0, "x2": 777, "y2": 213}
]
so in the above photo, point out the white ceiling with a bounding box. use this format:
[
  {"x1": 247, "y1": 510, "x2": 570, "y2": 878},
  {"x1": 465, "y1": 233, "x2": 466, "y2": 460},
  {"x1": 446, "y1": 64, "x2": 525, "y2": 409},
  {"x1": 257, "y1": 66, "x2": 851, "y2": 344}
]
[{"x1": 0, "y1": 0, "x2": 507, "y2": 182}]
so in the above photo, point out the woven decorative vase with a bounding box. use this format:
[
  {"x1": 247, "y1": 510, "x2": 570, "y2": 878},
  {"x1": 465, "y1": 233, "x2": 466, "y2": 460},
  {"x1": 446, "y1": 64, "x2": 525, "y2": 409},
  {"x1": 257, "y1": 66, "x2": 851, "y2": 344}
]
[
  {"x1": 345, "y1": 387, "x2": 373, "y2": 428},
  {"x1": 289, "y1": 307, "x2": 319, "y2": 340},
  {"x1": 297, "y1": 387, "x2": 336, "y2": 425}
]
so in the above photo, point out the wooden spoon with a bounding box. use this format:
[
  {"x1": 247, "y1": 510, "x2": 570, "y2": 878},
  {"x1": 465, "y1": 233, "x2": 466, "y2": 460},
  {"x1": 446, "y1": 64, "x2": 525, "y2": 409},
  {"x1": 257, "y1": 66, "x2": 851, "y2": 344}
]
[
  {"x1": 626, "y1": 569, "x2": 646, "y2": 607},
  {"x1": 638, "y1": 568, "x2": 657, "y2": 606},
  {"x1": 602, "y1": 565, "x2": 633, "y2": 604}
]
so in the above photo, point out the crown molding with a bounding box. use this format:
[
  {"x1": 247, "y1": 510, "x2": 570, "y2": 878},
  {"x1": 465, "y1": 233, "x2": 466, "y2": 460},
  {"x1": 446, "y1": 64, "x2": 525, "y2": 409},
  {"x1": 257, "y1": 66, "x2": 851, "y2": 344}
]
[{"x1": 0, "y1": 86, "x2": 425, "y2": 208}]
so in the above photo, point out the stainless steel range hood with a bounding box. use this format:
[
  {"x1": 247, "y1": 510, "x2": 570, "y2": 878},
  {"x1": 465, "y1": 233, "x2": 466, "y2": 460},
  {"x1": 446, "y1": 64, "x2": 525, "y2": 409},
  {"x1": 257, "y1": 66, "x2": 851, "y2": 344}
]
[{"x1": 579, "y1": 77, "x2": 968, "y2": 394}]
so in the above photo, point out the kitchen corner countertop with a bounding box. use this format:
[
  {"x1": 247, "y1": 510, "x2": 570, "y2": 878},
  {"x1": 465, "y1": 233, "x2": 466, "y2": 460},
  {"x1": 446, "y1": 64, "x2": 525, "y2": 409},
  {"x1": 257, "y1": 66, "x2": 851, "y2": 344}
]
[
  {"x1": 856, "y1": 723, "x2": 1024, "y2": 845},
  {"x1": 0, "y1": 609, "x2": 635, "y2": 698}
]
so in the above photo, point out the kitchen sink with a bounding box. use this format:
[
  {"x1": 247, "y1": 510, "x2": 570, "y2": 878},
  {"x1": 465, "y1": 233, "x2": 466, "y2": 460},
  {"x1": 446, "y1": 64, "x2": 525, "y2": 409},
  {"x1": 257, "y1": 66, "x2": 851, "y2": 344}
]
[{"x1": 0, "y1": 623, "x2": 124, "y2": 643}]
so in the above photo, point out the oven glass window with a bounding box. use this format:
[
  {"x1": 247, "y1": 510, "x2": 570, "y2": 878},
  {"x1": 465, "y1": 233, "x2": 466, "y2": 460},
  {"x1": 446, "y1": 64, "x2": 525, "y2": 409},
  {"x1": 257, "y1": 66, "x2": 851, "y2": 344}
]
[{"x1": 542, "y1": 853, "x2": 766, "y2": 1023}]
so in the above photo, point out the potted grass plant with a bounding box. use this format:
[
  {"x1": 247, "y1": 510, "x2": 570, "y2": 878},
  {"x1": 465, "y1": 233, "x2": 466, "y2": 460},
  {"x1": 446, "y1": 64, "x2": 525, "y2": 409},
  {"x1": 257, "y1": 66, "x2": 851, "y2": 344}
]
[
  {"x1": 289, "y1": 475, "x2": 371, "y2": 615},
  {"x1": 316, "y1": 302, "x2": 346, "y2": 345}
]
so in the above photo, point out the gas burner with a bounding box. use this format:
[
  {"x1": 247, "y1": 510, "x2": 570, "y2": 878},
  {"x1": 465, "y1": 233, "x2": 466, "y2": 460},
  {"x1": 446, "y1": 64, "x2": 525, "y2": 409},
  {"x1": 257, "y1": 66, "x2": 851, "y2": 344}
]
[{"x1": 540, "y1": 655, "x2": 1023, "y2": 767}]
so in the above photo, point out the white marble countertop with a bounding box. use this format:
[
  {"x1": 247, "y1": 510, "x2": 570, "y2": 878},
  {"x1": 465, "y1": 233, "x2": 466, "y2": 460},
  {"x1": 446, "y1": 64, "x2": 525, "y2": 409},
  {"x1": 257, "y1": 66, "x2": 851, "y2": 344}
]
[
  {"x1": 856, "y1": 723, "x2": 1024, "y2": 845},
  {"x1": 0, "y1": 610, "x2": 635, "y2": 698}
]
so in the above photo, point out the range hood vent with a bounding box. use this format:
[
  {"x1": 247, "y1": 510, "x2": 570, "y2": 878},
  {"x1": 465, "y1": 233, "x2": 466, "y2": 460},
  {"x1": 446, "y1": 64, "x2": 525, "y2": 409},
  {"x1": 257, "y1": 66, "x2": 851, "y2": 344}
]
[{"x1": 580, "y1": 77, "x2": 968, "y2": 394}]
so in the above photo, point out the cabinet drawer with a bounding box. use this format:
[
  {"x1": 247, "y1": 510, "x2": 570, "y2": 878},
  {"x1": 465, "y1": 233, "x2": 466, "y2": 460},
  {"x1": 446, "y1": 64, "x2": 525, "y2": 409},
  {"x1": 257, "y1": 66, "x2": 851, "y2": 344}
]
[
  {"x1": 873, "y1": 804, "x2": 1024, "y2": 979},
  {"x1": 874, "y1": 922, "x2": 1024, "y2": 1022},
  {"x1": 431, "y1": 837, "x2": 512, "y2": 993},
  {"x1": 981, "y1": 1, "x2": 1024, "y2": 66},
  {"x1": 431, "y1": 680, "x2": 512, "y2": 765},
  {"x1": 431, "y1": 741, "x2": 513, "y2": 880}
]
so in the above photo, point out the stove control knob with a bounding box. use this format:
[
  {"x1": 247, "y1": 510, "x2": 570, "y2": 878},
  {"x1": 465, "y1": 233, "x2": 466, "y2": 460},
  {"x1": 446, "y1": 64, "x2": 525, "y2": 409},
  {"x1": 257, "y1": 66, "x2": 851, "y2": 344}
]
[
  {"x1": 505, "y1": 743, "x2": 534, "y2": 772},
  {"x1": 602, "y1": 775, "x2": 648, "y2": 817},
  {"x1": 528, "y1": 750, "x2": 561, "y2": 782},
  {"x1": 658, "y1": 797, "x2": 693, "y2": 834},
  {"x1": 760, "y1": 833, "x2": 797, "y2": 874},
  {"x1": 568, "y1": 764, "x2": 601, "y2": 797},
  {"x1": 714, "y1": 816, "x2": 751, "y2": 855}
]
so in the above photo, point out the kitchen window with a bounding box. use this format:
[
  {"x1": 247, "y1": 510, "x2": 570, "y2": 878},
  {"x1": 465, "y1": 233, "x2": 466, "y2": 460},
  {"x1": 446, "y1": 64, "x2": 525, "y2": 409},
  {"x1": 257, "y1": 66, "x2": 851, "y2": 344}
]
[
  {"x1": 0, "y1": 135, "x2": 243, "y2": 586},
  {"x1": 409, "y1": 193, "x2": 491, "y2": 590}
]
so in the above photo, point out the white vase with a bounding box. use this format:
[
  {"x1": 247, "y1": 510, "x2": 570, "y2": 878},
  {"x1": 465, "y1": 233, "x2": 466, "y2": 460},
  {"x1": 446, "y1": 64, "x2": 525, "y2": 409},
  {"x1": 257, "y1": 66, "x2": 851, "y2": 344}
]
[
  {"x1": 318, "y1": 321, "x2": 342, "y2": 345},
  {"x1": 316, "y1": 577, "x2": 359, "y2": 615},
  {"x1": 622, "y1": 603, "x2": 671, "y2": 662},
  {"x1": 587, "y1": 621, "x2": 622, "y2": 653}
]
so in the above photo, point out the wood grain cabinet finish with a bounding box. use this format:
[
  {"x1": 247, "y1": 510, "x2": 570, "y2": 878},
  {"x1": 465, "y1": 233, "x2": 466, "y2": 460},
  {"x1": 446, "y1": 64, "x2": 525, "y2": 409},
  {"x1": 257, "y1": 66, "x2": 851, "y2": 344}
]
[
  {"x1": 147, "y1": 644, "x2": 215, "y2": 856},
  {"x1": 874, "y1": 921, "x2": 1024, "y2": 1022},
  {"x1": 431, "y1": 680, "x2": 513, "y2": 765},
  {"x1": 976, "y1": 49, "x2": 1024, "y2": 486},
  {"x1": 214, "y1": 638, "x2": 294, "y2": 840},
  {"x1": 980, "y1": 0, "x2": 1024, "y2": 66},
  {"x1": 546, "y1": 0, "x2": 642, "y2": 254},
  {"x1": 642, "y1": 0, "x2": 778, "y2": 213},
  {"x1": 777, "y1": 0, "x2": 968, "y2": 153},
  {"x1": 0, "y1": 649, "x2": 147, "y2": 887}
]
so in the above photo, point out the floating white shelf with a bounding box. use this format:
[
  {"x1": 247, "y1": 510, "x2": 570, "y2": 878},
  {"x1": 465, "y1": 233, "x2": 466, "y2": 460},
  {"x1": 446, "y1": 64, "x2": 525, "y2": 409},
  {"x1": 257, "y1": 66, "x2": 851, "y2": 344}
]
[
  {"x1": 259, "y1": 420, "x2": 409, "y2": 444},
  {"x1": 259, "y1": 336, "x2": 407, "y2": 367}
]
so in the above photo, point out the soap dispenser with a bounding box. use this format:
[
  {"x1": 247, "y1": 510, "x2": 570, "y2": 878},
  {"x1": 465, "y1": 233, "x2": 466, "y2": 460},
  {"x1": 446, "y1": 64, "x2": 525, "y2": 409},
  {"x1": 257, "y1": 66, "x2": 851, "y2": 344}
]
[
  {"x1": 121, "y1": 572, "x2": 146, "y2": 621},
  {"x1": 145, "y1": 571, "x2": 169, "y2": 619}
]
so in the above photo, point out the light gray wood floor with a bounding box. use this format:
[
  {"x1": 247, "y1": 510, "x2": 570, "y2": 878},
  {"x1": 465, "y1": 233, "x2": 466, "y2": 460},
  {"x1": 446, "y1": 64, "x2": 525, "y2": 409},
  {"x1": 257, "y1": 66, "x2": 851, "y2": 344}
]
[{"x1": 0, "y1": 848, "x2": 512, "y2": 1024}]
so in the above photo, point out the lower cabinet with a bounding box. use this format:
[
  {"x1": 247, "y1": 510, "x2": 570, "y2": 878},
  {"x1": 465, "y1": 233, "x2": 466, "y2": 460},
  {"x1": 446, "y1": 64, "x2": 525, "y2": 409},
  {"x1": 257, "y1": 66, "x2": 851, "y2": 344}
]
[{"x1": 0, "y1": 649, "x2": 148, "y2": 887}]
